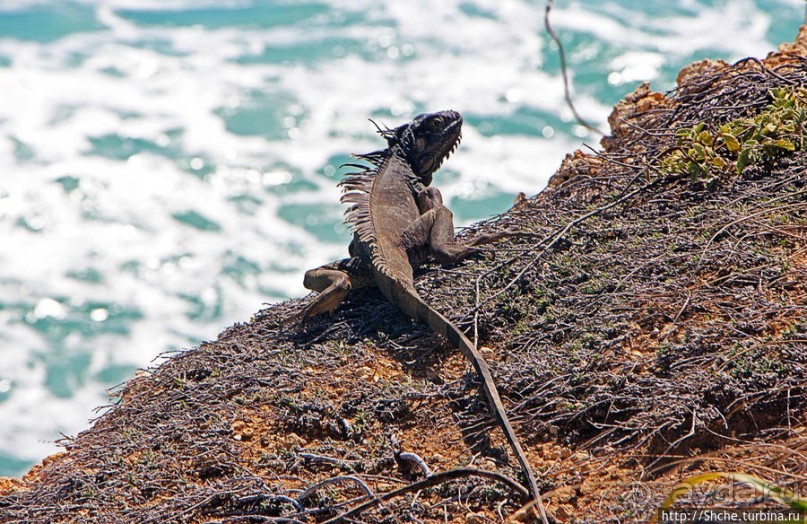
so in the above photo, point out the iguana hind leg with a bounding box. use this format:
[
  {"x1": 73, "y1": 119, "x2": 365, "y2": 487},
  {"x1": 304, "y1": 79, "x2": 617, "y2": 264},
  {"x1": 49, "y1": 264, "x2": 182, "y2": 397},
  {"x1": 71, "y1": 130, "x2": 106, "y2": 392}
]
[{"x1": 300, "y1": 257, "x2": 372, "y2": 319}]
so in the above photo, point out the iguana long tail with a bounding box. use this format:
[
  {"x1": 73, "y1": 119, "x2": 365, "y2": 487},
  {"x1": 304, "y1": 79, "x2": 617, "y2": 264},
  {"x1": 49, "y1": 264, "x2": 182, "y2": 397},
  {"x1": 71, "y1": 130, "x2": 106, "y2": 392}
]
[{"x1": 380, "y1": 274, "x2": 541, "y2": 502}]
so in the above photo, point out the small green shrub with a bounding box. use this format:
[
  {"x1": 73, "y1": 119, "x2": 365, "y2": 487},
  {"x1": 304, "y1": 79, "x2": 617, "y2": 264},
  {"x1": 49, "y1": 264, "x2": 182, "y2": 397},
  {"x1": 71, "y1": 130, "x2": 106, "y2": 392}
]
[{"x1": 660, "y1": 87, "x2": 807, "y2": 180}]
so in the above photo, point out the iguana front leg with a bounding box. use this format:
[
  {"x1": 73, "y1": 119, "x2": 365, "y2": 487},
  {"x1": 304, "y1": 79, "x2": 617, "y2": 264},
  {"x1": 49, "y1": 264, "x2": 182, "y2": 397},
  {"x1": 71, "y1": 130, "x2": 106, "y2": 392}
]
[
  {"x1": 402, "y1": 187, "x2": 503, "y2": 264},
  {"x1": 300, "y1": 257, "x2": 372, "y2": 319}
]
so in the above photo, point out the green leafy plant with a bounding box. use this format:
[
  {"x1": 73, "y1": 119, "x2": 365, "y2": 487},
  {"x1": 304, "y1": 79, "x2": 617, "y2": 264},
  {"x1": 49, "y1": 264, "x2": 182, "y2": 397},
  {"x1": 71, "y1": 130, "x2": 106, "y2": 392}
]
[
  {"x1": 661, "y1": 87, "x2": 807, "y2": 180},
  {"x1": 661, "y1": 122, "x2": 728, "y2": 180}
]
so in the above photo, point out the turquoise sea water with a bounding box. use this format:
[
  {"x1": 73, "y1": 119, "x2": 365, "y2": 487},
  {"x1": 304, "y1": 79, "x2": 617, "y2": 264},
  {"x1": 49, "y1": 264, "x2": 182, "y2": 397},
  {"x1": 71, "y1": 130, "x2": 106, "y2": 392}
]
[{"x1": 0, "y1": 0, "x2": 802, "y2": 477}]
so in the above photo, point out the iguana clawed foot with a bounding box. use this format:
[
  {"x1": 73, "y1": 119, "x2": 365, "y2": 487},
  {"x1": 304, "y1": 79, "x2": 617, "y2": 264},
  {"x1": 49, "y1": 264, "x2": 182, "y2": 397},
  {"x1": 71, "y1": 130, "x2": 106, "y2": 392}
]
[
  {"x1": 300, "y1": 266, "x2": 352, "y2": 319},
  {"x1": 297, "y1": 257, "x2": 372, "y2": 323}
]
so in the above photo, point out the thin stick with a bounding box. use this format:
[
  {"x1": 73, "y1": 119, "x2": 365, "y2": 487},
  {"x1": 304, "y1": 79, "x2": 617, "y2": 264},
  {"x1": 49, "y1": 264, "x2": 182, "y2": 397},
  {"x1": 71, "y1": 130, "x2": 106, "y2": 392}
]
[
  {"x1": 296, "y1": 475, "x2": 378, "y2": 503},
  {"x1": 321, "y1": 468, "x2": 529, "y2": 524},
  {"x1": 545, "y1": 0, "x2": 604, "y2": 136}
]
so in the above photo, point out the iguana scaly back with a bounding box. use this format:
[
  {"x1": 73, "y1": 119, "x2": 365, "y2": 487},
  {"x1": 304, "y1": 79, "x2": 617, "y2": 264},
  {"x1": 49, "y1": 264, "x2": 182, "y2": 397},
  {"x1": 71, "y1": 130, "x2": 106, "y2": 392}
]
[{"x1": 300, "y1": 111, "x2": 541, "y2": 503}]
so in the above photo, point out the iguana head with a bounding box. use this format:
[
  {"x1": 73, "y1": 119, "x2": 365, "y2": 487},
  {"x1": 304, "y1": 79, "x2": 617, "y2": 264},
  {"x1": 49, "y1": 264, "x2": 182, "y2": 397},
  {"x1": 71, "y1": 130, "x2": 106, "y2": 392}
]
[{"x1": 381, "y1": 110, "x2": 462, "y2": 186}]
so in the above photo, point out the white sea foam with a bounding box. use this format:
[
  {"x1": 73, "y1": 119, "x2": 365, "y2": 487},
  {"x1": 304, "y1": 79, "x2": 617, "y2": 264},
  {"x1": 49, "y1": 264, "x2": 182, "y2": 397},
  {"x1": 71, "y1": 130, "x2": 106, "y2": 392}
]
[{"x1": 0, "y1": 0, "x2": 800, "y2": 473}]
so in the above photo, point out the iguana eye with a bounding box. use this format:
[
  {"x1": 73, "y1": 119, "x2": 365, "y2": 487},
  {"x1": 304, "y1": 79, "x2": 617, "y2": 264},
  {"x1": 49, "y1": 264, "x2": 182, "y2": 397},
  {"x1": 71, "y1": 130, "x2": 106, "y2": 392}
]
[{"x1": 428, "y1": 118, "x2": 441, "y2": 131}]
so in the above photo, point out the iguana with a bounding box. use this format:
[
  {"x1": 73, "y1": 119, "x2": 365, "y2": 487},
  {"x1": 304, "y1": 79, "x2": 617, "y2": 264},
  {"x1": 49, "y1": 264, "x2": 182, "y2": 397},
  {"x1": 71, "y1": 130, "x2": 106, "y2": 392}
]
[{"x1": 299, "y1": 110, "x2": 540, "y2": 501}]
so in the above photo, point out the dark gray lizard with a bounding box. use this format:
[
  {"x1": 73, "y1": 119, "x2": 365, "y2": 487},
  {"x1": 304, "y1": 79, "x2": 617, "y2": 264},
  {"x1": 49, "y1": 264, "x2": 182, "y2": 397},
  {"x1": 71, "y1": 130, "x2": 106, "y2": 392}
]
[{"x1": 299, "y1": 110, "x2": 540, "y2": 502}]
